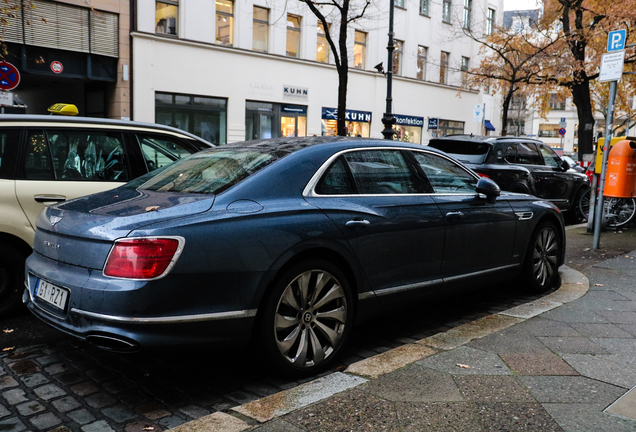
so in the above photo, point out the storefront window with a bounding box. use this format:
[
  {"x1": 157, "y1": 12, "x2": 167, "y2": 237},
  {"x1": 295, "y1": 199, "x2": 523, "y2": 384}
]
[
  {"x1": 438, "y1": 119, "x2": 464, "y2": 137},
  {"x1": 539, "y1": 124, "x2": 560, "y2": 138},
  {"x1": 253, "y1": 6, "x2": 269, "y2": 52},
  {"x1": 287, "y1": 15, "x2": 301, "y2": 58},
  {"x1": 216, "y1": 0, "x2": 233, "y2": 45},
  {"x1": 156, "y1": 0, "x2": 178, "y2": 36},
  {"x1": 155, "y1": 92, "x2": 227, "y2": 144},
  {"x1": 281, "y1": 104, "x2": 307, "y2": 137},
  {"x1": 354, "y1": 31, "x2": 366, "y2": 69},
  {"x1": 393, "y1": 115, "x2": 424, "y2": 144}
]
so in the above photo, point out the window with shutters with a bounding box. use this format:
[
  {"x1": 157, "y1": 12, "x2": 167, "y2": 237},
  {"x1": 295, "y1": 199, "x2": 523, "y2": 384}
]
[{"x1": 5, "y1": 0, "x2": 119, "y2": 58}]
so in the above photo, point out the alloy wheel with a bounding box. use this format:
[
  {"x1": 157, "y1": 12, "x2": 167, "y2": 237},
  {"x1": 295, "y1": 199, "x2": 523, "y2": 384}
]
[
  {"x1": 532, "y1": 227, "x2": 558, "y2": 287},
  {"x1": 273, "y1": 269, "x2": 348, "y2": 368}
]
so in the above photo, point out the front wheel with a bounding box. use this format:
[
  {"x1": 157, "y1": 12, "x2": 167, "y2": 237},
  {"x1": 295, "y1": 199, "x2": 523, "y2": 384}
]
[
  {"x1": 521, "y1": 221, "x2": 561, "y2": 293},
  {"x1": 258, "y1": 259, "x2": 353, "y2": 377}
]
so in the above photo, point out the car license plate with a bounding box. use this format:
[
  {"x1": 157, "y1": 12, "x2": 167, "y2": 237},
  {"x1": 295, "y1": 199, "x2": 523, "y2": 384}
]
[{"x1": 35, "y1": 279, "x2": 69, "y2": 311}]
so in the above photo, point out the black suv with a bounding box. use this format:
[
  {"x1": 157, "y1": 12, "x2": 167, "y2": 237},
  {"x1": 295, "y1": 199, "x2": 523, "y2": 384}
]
[{"x1": 429, "y1": 135, "x2": 590, "y2": 222}]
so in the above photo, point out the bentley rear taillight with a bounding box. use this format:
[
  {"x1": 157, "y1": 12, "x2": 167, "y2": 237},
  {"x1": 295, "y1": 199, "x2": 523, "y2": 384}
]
[{"x1": 103, "y1": 237, "x2": 184, "y2": 279}]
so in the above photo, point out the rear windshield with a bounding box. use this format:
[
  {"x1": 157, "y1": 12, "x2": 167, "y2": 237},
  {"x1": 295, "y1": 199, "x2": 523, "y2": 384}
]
[
  {"x1": 135, "y1": 149, "x2": 277, "y2": 194},
  {"x1": 428, "y1": 140, "x2": 490, "y2": 164}
]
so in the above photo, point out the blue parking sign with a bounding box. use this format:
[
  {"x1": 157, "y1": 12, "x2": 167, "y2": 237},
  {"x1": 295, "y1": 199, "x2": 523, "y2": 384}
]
[{"x1": 607, "y1": 30, "x2": 626, "y2": 52}]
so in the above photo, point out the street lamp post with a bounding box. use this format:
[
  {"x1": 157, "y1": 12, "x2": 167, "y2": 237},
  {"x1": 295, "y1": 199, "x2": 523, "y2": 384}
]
[{"x1": 381, "y1": 0, "x2": 396, "y2": 140}]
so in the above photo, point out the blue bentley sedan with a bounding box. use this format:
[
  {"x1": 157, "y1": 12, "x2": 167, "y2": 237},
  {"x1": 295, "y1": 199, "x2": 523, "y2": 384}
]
[{"x1": 24, "y1": 137, "x2": 565, "y2": 377}]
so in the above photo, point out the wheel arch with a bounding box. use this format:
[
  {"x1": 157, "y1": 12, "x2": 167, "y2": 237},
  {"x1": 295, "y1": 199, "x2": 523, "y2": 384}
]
[
  {"x1": 0, "y1": 232, "x2": 32, "y2": 258},
  {"x1": 259, "y1": 246, "x2": 361, "y2": 313},
  {"x1": 533, "y1": 213, "x2": 566, "y2": 267}
]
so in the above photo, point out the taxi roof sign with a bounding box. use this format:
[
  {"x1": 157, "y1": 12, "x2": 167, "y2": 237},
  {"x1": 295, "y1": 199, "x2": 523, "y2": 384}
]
[{"x1": 47, "y1": 103, "x2": 78, "y2": 116}]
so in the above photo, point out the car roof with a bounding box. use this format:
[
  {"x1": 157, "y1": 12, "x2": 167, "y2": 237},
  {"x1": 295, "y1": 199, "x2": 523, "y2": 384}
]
[
  {"x1": 0, "y1": 114, "x2": 214, "y2": 146},
  {"x1": 431, "y1": 134, "x2": 543, "y2": 145},
  {"x1": 218, "y1": 135, "x2": 450, "y2": 156}
]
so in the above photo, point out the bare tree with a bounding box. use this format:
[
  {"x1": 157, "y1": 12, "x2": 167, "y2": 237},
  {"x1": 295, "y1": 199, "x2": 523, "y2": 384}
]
[{"x1": 299, "y1": 0, "x2": 370, "y2": 136}]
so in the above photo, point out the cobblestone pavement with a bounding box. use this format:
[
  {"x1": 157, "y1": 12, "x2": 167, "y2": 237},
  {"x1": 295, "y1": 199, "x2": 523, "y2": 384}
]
[{"x1": 0, "y1": 281, "x2": 556, "y2": 432}]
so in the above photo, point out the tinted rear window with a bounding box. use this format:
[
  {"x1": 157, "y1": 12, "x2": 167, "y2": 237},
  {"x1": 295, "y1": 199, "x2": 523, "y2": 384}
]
[
  {"x1": 135, "y1": 149, "x2": 277, "y2": 194},
  {"x1": 428, "y1": 140, "x2": 490, "y2": 164}
]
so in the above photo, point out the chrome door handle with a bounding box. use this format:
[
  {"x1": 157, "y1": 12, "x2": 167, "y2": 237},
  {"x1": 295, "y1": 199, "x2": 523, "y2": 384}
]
[
  {"x1": 346, "y1": 219, "x2": 370, "y2": 227},
  {"x1": 34, "y1": 195, "x2": 67, "y2": 203},
  {"x1": 445, "y1": 211, "x2": 464, "y2": 219}
]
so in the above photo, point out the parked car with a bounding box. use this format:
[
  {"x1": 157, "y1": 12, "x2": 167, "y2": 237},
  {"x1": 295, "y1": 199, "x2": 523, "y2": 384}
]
[
  {"x1": 0, "y1": 115, "x2": 213, "y2": 315},
  {"x1": 561, "y1": 155, "x2": 585, "y2": 173},
  {"x1": 25, "y1": 136, "x2": 565, "y2": 377},
  {"x1": 428, "y1": 135, "x2": 591, "y2": 223}
]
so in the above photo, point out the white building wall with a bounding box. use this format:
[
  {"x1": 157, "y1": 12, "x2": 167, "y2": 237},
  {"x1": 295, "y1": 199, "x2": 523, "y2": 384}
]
[{"x1": 133, "y1": 0, "x2": 503, "y2": 144}]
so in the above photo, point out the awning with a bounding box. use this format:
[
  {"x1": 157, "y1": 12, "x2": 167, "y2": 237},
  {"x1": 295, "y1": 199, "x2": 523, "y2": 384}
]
[{"x1": 484, "y1": 120, "x2": 496, "y2": 131}]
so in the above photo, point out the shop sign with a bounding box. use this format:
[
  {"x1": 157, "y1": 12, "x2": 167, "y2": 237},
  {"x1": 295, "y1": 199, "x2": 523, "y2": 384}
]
[
  {"x1": 281, "y1": 104, "x2": 307, "y2": 115},
  {"x1": 322, "y1": 108, "x2": 372, "y2": 123},
  {"x1": 248, "y1": 82, "x2": 275, "y2": 96},
  {"x1": 428, "y1": 118, "x2": 439, "y2": 130},
  {"x1": 283, "y1": 85, "x2": 308, "y2": 100},
  {"x1": 394, "y1": 114, "x2": 424, "y2": 127}
]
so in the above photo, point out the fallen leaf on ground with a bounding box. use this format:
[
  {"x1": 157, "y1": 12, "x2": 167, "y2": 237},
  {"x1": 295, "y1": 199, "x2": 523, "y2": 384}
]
[
  {"x1": 541, "y1": 303, "x2": 547, "y2": 305},
  {"x1": 595, "y1": 284, "x2": 604, "y2": 287},
  {"x1": 456, "y1": 363, "x2": 471, "y2": 369},
  {"x1": 2, "y1": 347, "x2": 15, "y2": 351},
  {"x1": 3, "y1": 329, "x2": 13, "y2": 333}
]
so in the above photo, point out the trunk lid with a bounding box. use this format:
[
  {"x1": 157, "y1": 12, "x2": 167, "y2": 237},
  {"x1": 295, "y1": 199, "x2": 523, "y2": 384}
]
[{"x1": 34, "y1": 187, "x2": 214, "y2": 269}]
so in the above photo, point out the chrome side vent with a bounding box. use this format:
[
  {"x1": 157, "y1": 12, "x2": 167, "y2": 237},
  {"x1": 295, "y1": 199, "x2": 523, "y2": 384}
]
[{"x1": 515, "y1": 212, "x2": 534, "y2": 221}]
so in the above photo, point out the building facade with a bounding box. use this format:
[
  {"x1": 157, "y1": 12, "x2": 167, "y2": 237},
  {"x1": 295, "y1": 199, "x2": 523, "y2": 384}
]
[
  {"x1": 3, "y1": 0, "x2": 130, "y2": 118},
  {"x1": 132, "y1": 0, "x2": 502, "y2": 145}
]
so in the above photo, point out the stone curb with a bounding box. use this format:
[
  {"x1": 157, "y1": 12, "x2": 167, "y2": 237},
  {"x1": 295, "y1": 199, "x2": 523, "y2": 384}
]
[{"x1": 168, "y1": 265, "x2": 590, "y2": 431}]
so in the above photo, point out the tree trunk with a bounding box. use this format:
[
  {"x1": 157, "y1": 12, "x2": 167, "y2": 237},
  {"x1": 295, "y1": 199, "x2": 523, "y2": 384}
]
[
  {"x1": 500, "y1": 81, "x2": 515, "y2": 136},
  {"x1": 337, "y1": 64, "x2": 348, "y2": 136},
  {"x1": 336, "y1": 1, "x2": 350, "y2": 136},
  {"x1": 571, "y1": 78, "x2": 595, "y2": 159}
]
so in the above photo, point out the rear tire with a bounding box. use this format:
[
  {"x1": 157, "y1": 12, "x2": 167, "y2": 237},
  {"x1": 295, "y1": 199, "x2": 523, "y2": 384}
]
[
  {"x1": 521, "y1": 221, "x2": 561, "y2": 293},
  {"x1": 0, "y1": 246, "x2": 27, "y2": 316},
  {"x1": 574, "y1": 187, "x2": 591, "y2": 223},
  {"x1": 257, "y1": 259, "x2": 354, "y2": 378}
]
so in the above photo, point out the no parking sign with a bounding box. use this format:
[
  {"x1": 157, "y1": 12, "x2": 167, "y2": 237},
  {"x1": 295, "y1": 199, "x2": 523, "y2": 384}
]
[{"x1": 0, "y1": 60, "x2": 20, "y2": 91}]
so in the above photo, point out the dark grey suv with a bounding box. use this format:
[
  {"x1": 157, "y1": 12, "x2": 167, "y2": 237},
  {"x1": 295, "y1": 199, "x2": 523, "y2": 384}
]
[{"x1": 429, "y1": 135, "x2": 591, "y2": 222}]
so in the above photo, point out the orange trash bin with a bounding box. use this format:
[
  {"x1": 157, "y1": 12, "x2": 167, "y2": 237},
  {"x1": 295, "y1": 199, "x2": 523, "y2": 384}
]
[{"x1": 604, "y1": 139, "x2": 636, "y2": 198}]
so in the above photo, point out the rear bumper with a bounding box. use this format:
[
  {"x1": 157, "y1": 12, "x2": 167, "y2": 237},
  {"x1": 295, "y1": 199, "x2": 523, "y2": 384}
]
[{"x1": 24, "y1": 253, "x2": 257, "y2": 352}]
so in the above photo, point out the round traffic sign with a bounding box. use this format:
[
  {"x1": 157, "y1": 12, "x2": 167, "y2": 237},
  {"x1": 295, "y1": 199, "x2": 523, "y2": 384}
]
[
  {"x1": 0, "y1": 60, "x2": 20, "y2": 91},
  {"x1": 50, "y1": 61, "x2": 63, "y2": 74},
  {"x1": 559, "y1": 128, "x2": 566, "y2": 136}
]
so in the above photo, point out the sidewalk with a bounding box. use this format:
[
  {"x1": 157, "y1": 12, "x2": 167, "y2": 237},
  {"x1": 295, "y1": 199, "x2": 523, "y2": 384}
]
[{"x1": 171, "y1": 226, "x2": 636, "y2": 432}]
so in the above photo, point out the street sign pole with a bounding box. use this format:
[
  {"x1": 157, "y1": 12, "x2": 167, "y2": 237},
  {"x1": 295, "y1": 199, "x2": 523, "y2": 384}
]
[{"x1": 593, "y1": 80, "x2": 617, "y2": 249}]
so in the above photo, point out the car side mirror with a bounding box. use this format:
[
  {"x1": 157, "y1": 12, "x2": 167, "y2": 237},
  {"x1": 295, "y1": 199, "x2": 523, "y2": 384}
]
[
  {"x1": 476, "y1": 177, "x2": 500, "y2": 204},
  {"x1": 560, "y1": 159, "x2": 570, "y2": 171}
]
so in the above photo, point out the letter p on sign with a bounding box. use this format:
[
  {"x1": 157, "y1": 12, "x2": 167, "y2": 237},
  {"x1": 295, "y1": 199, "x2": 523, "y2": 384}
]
[{"x1": 607, "y1": 30, "x2": 626, "y2": 52}]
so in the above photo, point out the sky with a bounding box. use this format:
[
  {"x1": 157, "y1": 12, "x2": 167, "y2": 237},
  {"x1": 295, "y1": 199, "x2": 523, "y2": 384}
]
[{"x1": 503, "y1": 0, "x2": 542, "y2": 11}]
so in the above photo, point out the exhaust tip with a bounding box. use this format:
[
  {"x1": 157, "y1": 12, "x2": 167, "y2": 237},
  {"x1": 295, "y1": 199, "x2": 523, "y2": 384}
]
[{"x1": 86, "y1": 334, "x2": 139, "y2": 352}]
